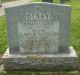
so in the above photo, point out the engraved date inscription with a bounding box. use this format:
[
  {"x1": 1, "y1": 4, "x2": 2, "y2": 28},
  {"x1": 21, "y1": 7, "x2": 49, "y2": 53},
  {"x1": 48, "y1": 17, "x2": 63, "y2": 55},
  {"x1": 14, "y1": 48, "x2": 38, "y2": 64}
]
[{"x1": 17, "y1": 13, "x2": 59, "y2": 53}]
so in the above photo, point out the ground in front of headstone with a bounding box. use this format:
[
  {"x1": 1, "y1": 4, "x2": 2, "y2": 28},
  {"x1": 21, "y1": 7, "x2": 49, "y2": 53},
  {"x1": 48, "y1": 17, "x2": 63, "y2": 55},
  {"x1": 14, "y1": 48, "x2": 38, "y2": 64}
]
[{"x1": 0, "y1": 67, "x2": 80, "y2": 75}]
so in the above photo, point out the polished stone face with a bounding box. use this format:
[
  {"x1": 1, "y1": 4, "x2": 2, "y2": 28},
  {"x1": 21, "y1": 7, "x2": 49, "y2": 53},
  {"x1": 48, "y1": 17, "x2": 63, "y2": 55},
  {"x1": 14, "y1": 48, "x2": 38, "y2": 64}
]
[{"x1": 5, "y1": 3, "x2": 71, "y2": 54}]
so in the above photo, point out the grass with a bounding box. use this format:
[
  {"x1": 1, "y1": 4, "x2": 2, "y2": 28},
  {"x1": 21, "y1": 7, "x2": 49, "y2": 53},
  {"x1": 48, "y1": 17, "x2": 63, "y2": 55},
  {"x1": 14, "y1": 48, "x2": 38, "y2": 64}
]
[
  {"x1": 66, "y1": 1, "x2": 80, "y2": 55},
  {"x1": 0, "y1": 16, "x2": 8, "y2": 54},
  {"x1": 0, "y1": 71, "x2": 80, "y2": 75},
  {"x1": 0, "y1": 0, "x2": 80, "y2": 75}
]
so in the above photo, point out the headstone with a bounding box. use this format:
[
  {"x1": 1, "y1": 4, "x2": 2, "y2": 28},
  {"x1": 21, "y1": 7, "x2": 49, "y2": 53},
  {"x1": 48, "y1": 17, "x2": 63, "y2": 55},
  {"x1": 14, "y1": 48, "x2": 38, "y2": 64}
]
[
  {"x1": 3, "y1": 3, "x2": 78, "y2": 71},
  {"x1": 42, "y1": 0, "x2": 53, "y2": 3},
  {"x1": 60, "y1": 0, "x2": 66, "y2": 3}
]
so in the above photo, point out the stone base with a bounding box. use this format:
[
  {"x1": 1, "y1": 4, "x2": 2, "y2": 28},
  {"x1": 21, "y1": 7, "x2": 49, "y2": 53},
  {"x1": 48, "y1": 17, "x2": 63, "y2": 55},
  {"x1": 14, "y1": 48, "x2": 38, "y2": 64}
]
[{"x1": 2, "y1": 46, "x2": 78, "y2": 71}]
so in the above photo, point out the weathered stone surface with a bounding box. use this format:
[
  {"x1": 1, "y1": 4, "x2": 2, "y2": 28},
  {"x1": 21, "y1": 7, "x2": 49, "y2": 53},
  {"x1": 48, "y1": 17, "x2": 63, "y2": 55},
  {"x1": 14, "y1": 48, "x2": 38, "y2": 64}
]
[
  {"x1": 3, "y1": 46, "x2": 78, "y2": 71},
  {"x1": 5, "y1": 3, "x2": 71, "y2": 54},
  {"x1": 3, "y1": 3, "x2": 78, "y2": 71}
]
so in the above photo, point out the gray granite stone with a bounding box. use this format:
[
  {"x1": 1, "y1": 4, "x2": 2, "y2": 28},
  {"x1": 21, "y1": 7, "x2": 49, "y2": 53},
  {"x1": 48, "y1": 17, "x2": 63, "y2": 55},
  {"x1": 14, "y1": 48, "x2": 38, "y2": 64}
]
[
  {"x1": 3, "y1": 3, "x2": 78, "y2": 71},
  {"x1": 3, "y1": 46, "x2": 78, "y2": 71},
  {"x1": 5, "y1": 3, "x2": 71, "y2": 54}
]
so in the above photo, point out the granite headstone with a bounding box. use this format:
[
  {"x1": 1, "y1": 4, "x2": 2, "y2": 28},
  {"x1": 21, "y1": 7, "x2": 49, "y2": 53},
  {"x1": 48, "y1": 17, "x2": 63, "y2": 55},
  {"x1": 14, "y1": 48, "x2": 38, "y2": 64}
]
[
  {"x1": 5, "y1": 3, "x2": 70, "y2": 54},
  {"x1": 3, "y1": 3, "x2": 78, "y2": 71}
]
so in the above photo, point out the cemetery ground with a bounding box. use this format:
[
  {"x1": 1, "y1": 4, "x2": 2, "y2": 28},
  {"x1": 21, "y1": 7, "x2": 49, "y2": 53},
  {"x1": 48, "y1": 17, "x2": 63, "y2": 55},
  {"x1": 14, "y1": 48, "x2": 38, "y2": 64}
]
[{"x1": 0, "y1": 0, "x2": 80, "y2": 75}]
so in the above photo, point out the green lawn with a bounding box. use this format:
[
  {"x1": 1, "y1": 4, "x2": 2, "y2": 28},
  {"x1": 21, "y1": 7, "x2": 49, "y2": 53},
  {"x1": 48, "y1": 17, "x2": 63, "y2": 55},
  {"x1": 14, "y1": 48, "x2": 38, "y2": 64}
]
[
  {"x1": 0, "y1": 16, "x2": 8, "y2": 54},
  {"x1": 67, "y1": 1, "x2": 80, "y2": 55},
  {"x1": 0, "y1": 0, "x2": 80, "y2": 74},
  {"x1": 0, "y1": 71, "x2": 80, "y2": 75}
]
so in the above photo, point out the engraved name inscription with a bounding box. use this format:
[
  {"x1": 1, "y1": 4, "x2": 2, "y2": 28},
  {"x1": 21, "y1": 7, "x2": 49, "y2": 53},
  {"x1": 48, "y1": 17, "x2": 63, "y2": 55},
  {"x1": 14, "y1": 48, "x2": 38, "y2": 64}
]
[
  {"x1": 25, "y1": 13, "x2": 50, "y2": 20},
  {"x1": 17, "y1": 13, "x2": 59, "y2": 53}
]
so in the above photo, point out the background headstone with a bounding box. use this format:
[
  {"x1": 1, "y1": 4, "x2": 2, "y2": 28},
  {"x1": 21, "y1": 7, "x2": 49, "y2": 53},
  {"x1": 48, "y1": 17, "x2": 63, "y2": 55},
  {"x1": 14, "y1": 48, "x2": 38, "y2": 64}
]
[
  {"x1": 42, "y1": 0, "x2": 53, "y2": 3},
  {"x1": 60, "y1": 0, "x2": 66, "y2": 3}
]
